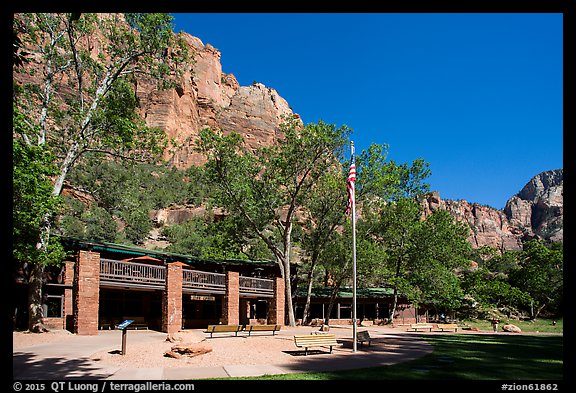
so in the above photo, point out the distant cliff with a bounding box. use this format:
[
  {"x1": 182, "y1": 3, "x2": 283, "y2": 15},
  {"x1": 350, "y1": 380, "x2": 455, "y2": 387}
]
[
  {"x1": 133, "y1": 33, "x2": 294, "y2": 169},
  {"x1": 421, "y1": 169, "x2": 563, "y2": 251},
  {"x1": 504, "y1": 169, "x2": 563, "y2": 243}
]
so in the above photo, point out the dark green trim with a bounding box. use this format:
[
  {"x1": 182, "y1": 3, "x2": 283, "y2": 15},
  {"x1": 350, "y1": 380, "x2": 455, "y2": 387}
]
[
  {"x1": 58, "y1": 236, "x2": 277, "y2": 268},
  {"x1": 295, "y1": 286, "x2": 395, "y2": 299}
]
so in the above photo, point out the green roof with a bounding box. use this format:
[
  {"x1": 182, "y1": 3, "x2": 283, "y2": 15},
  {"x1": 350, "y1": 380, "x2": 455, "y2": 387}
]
[
  {"x1": 59, "y1": 236, "x2": 277, "y2": 268},
  {"x1": 296, "y1": 287, "x2": 394, "y2": 299}
]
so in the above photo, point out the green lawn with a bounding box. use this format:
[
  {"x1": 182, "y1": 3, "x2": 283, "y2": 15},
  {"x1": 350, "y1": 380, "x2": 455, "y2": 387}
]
[
  {"x1": 461, "y1": 318, "x2": 563, "y2": 334},
  {"x1": 223, "y1": 333, "x2": 563, "y2": 381}
]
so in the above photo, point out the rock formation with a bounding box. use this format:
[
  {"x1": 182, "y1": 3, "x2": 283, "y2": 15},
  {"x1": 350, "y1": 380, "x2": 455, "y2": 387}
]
[
  {"x1": 421, "y1": 192, "x2": 524, "y2": 251},
  {"x1": 134, "y1": 33, "x2": 294, "y2": 169},
  {"x1": 504, "y1": 169, "x2": 563, "y2": 243},
  {"x1": 421, "y1": 169, "x2": 563, "y2": 251}
]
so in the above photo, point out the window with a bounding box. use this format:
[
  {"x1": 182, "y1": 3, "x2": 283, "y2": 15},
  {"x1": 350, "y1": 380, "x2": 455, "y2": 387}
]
[{"x1": 44, "y1": 295, "x2": 63, "y2": 318}]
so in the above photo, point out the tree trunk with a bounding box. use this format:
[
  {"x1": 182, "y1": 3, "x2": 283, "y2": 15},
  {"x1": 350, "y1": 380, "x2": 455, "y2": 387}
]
[
  {"x1": 283, "y1": 221, "x2": 296, "y2": 326},
  {"x1": 324, "y1": 283, "x2": 341, "y2": 326},
  {"x1": 302, "y1": 264, "x2": 316, "y2": 325},
  {"x1": 534, "y1": 303, "x2": 546, "y2": 320},
  {"x1": 26, "y1": 142, "x2": 80, "y2": 332},
  {"x1": 27, "y1": 263, "x2": 45, "y2": 332},
  {"x1": 389, "y1": 287, "x2": 399, "y2": 325},
  {"x1": 388, "y1": 232, "x2": 406, "y2": 325}
]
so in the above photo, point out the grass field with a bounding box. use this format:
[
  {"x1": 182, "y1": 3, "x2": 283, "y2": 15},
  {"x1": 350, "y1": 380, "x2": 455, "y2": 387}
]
[
  {"x1": 224, "y1": 319, "x2": 563, "y2": 381},
  {"x1": 461, "y1": 318, "x2": 563, "y2": 334}
]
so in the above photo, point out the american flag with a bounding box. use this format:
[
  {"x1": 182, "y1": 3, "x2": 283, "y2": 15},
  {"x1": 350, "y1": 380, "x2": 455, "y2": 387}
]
[{"x1": 346, "y1": 154, "x2": 356, "y2": 215}]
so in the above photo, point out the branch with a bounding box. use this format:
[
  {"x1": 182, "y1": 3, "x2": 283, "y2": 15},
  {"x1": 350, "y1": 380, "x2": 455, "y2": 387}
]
[{"x1": 65, "y1": 16, "x2": 84, "y2": 111}]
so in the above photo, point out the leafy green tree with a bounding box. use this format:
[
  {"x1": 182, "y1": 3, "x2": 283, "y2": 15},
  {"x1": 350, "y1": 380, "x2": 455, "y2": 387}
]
[
  {"x1": 162, "y1": 219, "x2": 210, "y2": 256},
  {"x1": 362, "y1": 195, "x2": 473, "y2": 323},
  {"x1": 298, "y1": 169, "x2": 348, "y2": 324},
  {"x1": 13, "y1": 139, "x2": 66, "y2": 331},
  {"x1": 62, "y1": 158, "x2": 205, "y2": 244},
  {"x1": 363, "y1": 198, "x2": 423, "y2": 322},
  {"x1": 162, "y1": 215, "x2": 268, "y2": 261},
  {"x1": 407, "y1": 210, "x2": 471, "y2": 315},
  {"x1": 13, "y1": 12, "x2": 189, "y2": 331},
  {"x1": 317, "y1": 143, "x2": 434, "y2": 324},
  {"x1": 196, "y1": 117, "x2": 350, "y2": 326},
  {"x1": 313, "y1": 221, "x2": 387, "y2": 325},
  {"x1": 509, "y1": 240, "x2": 563, "y2": 318},
  {"x1": 460, "y1": 267, "x2": 533, "y2": 314},
  {"x1": 483, "y1": 248, "x2": 521, "y2": 274},
  {"x1": 411, "y1": 209, "x2": 472, "y2": 309},
  {"x1": 83, "y1": 206, "x2": 118, "y2": 242}
]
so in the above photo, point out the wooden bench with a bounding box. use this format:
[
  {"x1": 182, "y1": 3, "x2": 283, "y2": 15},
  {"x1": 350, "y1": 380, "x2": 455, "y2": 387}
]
[
  {"x1": 409, "y1": 323, "x2": 434, "y2": 332},
  {"x1": 122, "y1": 316, "x2": 148, "y2": 330},
  {"x1": 204, "y1": 324, "x2": 244, "y2": 338},
  {"x1": 246, "y1": 324, "x2": 281, "y2": 336},
  {"x1": 436, "y1": 323, "x2": 458, "y2": 332},
  {"x1": 294, "y1": 333, "x2": 339, "y2": 356},
  {"x1": 357, "y1": 330, "x2": 372, "y2": 346}
]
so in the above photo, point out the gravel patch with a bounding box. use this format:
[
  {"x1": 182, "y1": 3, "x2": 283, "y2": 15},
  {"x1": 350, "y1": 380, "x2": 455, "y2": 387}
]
[{"x1": 90, "y1": 331, "x2": 308, "y2": 369}]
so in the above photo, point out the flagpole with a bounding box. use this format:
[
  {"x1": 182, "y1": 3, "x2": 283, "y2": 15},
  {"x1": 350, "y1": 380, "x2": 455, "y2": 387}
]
[{"x1": 351, "y1": 141, "x2": 357, "y2": 353}]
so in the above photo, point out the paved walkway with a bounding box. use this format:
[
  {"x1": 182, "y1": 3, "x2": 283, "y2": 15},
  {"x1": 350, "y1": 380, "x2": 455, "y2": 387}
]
[{"x1": 13, "y1": 326, "x2": 434, "y2": 380}]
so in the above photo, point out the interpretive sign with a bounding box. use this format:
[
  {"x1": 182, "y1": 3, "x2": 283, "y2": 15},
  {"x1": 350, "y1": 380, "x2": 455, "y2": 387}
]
[
  {"x1": 116, "y1": 320, "x2": 134, "y2": 355},
  {"x1": 117, "y1": 319, "x2": 134, "y2": 330}
]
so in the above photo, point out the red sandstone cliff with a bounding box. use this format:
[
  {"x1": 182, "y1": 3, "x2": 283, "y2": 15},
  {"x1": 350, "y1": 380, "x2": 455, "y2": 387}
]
[
  {"x1": 134, "y1": 33, "x2": 294, "y2": 169},
  {"x1": 420, "y1": 169, "x2": 563, "y2": 251}
]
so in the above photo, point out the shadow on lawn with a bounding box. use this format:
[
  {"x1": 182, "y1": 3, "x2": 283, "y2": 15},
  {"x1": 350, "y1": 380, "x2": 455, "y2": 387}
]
[{"x1": 327, "y1": 334, "x2": 563, "y2": 380}]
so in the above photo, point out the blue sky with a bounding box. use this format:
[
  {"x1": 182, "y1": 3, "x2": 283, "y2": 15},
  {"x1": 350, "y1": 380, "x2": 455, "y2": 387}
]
[{"x1": 171, "y1": 13, "x2": 563, "y2": 209}]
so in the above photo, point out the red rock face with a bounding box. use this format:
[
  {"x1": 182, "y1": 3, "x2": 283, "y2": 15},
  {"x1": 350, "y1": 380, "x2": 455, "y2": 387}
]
[
  {"x1": 421, "y1": 169, "x2": 563, "y2": 251},
  {"x1": 421, "y1": 191, "x2": 523, "y2": 252},
  {"x1": 134, "y1": 33, "x2": 294, "y2": 169}
]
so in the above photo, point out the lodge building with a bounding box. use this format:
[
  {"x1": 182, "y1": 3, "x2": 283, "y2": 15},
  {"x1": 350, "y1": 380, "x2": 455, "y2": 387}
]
[
  {"x1": 12, "y1": 237, "x2": 419, "y2": 335},
  {"x1": 13, "y1": 238, "x2": 285, "y2": 335}
]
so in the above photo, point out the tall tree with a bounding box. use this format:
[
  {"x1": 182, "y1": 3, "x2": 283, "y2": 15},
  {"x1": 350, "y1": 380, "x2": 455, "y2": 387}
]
[
  {"x1": 409, "y1": 209, "x2": 472, "y2": 314},
  {"x1": 196, "y1": 117, "x2": 350, "y2": 326},
  {"x1": 13, "y1": 13, "x2": 189, "y2": 331},
  {"x1": 352, "y1": 143, "x2": 432, "y2": 323},
  {"x1": 365, "y1": 198, "x2": 423, "y2": 323},
  {"x1": 365, "y1": 203, "x2": 473, "y2": 323},
  {"x1": 13, "y1": 137, "x2": 67, "y2": 330},
  {"x1": 298, "y1": 168, "x2": 348, "y2": 324},
  {"x1": 509, "y1": 240, "x2": 563, "y2": 318}
]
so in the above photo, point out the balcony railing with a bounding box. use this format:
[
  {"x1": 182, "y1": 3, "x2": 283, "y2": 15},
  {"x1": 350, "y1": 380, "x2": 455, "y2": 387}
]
[
  {"x1": 100, "y1": 258, "x2": 166, "y2": 289},
  {"x1": 239, "y1": 276, "x2": 274, "y2": 297},
  {"x1": 100, "y1": 258, "x2": 275, "y2": 297},
  {"x1": 182, "y1": 269, "x2": 226, "y2": 294}
]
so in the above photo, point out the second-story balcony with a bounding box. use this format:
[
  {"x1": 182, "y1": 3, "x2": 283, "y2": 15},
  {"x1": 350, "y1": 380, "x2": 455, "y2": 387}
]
[
  {"x1": 182, "y1": 269, "x2": 226, "y2": 294},
  {"x1": 239, "y1": 276, "x2": 274, "y2": 297},
  {"x1": 100, "y1": 258, "x2": 166, "y2": 290},
  {"x1": 99, "y1": 258, "x2": 275, "y2": 297}
]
